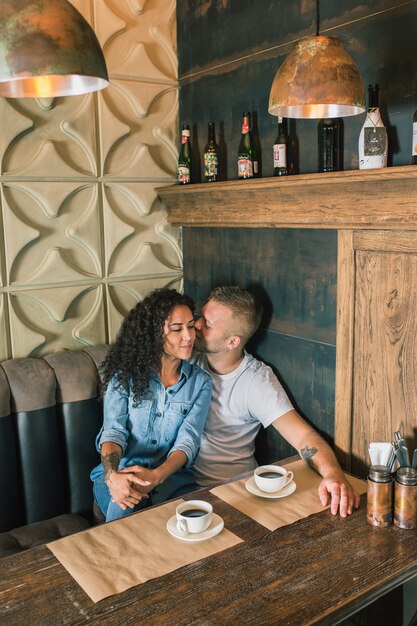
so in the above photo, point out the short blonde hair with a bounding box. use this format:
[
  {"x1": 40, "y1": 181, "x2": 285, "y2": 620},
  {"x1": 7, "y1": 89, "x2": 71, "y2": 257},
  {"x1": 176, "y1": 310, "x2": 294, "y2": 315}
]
[{"x1": 208, "y1": 286, "x2": 263, "y2": 342}]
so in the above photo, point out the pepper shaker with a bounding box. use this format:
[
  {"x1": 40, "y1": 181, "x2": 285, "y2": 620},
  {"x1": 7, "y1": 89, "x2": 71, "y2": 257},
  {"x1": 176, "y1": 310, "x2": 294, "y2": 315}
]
[
  {"x1": 394, "y1": 466, "x2": 417, "y2": 529},
  {"x1": 367, "y1": 464, "x2": 393, "y2": 527}
]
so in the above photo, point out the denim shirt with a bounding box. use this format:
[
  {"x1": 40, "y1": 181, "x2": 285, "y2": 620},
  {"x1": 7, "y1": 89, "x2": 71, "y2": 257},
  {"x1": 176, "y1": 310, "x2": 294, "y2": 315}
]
[{"x1": 90, "y1": 361, "x2": 212, "y2": 481}]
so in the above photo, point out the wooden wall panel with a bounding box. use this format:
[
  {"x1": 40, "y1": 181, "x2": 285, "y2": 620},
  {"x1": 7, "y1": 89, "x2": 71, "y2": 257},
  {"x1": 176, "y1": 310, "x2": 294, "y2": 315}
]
[
  {"x1": 336, "y1": 230, "x2": 417, "y2": 476},
  {"x1": 352, "y1": 244, "x2": 417, "y2": 475}
]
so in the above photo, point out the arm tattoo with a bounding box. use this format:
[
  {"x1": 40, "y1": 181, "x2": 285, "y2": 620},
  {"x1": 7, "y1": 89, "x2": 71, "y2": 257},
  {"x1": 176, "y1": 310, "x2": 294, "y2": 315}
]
[
  {"x1": 300, "y1": 446, "x2": 318, "y2": 469},
  {"x1": 102, "y1": 451, "x2": 121, "y2": 482}
]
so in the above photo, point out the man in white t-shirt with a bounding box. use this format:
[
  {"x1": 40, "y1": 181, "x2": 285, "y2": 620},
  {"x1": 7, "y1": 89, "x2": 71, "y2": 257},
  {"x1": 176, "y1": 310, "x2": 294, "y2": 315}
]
[{"x1": 192, "y1": 285, "x2": 359, "y2": 517}]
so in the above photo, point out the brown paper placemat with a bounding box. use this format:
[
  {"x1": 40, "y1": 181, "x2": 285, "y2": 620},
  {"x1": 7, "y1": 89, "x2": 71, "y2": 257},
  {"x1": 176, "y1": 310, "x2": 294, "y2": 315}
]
[
  {"x1": 47, "y1": 499, "x2": 243, "y2": 603},
  {"x1": 210, "y1": 459, "x2": 367, "y2": 531}
]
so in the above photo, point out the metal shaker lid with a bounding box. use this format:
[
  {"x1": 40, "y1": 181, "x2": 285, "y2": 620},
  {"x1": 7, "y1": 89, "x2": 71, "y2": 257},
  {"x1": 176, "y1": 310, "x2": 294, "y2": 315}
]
[
  {"x1": 369, "y1": 464, "x2": 392, "y2": 482},
  {"x1": 396, "y1": 466, "x2": 417, "y2": 485}
]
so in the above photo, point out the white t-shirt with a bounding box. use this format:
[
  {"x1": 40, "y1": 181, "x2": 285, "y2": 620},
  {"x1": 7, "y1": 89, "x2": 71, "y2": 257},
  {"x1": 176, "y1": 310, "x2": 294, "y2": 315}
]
[{"x1": 191, "y1": 351, "x2": 294, "y2": 486}]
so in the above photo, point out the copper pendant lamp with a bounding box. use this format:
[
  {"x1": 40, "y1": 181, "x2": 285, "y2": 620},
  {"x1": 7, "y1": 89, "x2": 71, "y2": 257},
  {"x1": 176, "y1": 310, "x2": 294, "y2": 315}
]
[
  {"x1": 268, "y1": 0, "x2": 365, "y2": 118},
  {"x1": 0, "y1": 0, "x2": 109, "y2": 98}
]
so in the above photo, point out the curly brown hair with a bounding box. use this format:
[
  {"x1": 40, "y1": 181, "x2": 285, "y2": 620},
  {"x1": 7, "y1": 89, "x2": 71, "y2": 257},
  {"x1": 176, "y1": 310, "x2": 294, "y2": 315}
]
[{"x1": 101, "y1": 288, "x2": 195, "y2": 404}]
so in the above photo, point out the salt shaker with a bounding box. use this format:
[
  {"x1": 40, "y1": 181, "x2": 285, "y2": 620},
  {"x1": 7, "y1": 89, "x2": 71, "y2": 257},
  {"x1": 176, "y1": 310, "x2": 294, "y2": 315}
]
[
  {"x1": 394, "y1": 466, "x2": 417, "y2": 529},
  {"x1": 367, "y1": 464, "x2": 393, "y2": 527}
]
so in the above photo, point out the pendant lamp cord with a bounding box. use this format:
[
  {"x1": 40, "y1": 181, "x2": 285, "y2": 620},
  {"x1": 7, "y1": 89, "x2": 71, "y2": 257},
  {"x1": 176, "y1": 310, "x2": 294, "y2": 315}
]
[{"x1": 316, "y1": 0, "x2": 320, "y2": 36}]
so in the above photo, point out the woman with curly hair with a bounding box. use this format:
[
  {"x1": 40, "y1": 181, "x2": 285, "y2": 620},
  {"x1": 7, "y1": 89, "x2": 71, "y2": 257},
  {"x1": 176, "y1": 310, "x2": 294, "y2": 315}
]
[{"x1": 90, "y1": 288, "x2": 212, "y2": 522}]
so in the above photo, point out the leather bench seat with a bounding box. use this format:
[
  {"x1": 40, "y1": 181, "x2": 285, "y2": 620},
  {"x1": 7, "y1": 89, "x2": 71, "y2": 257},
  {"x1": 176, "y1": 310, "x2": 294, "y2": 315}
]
[
  {"x1": 0, "y1": 514, "x2": 90, "y2": 559},
  {"x1": 0, "y1": 346, "x2": 108, "y2": 558}
]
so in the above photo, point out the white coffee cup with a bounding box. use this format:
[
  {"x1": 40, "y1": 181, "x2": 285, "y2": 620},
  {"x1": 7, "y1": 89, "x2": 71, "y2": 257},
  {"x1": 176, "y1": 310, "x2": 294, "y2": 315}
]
[
  {"x1": 254, "y1": 465, "x2": 294, "y2": 493},
  {"x1": 176, "y1": 500, "x2": 213, "y2": 534}
]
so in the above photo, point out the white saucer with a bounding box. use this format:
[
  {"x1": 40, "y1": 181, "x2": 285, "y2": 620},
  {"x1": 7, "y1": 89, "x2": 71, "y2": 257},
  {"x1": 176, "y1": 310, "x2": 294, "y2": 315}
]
[
  {"x1": 245, "y1": 476, "x2": 297, "y2": 499},
  {"x1": 166, "y1": 513, "x2": 224, "y2": 542}
]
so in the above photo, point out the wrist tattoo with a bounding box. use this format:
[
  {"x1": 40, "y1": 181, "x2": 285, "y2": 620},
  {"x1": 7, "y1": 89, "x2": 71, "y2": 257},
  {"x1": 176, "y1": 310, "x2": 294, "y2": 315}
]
[
  {"x1": 102, "y1": 451, "x2": 120, "y2": 482},
  {"x1": 301, "y1": 446, "x2": 318, "y2": 469}
]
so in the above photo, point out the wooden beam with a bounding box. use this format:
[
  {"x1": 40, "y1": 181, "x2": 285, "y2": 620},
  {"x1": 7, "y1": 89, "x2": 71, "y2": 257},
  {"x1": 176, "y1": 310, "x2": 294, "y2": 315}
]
[{"x1": 158, "y1": 165, "x2": 417, "y2": 229}]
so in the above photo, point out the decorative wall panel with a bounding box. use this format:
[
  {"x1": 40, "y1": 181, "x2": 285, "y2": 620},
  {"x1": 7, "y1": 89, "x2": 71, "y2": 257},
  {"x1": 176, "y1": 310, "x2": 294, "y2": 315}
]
[
  {"x1": 0, "y1": 295, "x2": 8, "y2": 362},
  {"x1": 106, "y1": 276, "x2": 183, "y2": 343},
  {"x1": 0, "y1": 0, "x2": 180, "y2": 359},
  {"x1": 9, "y1": 285, "x2": 106, "y2": 357}
]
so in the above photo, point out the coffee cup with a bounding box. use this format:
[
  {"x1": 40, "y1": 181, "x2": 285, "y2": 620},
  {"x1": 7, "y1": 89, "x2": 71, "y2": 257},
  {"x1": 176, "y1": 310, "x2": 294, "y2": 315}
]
[
  {"x1": 254, "y1": 465, "x2": 294, "y2": 493},
  {"x1": 176, "y1": 500, "x2": 213, "y2": 534}
]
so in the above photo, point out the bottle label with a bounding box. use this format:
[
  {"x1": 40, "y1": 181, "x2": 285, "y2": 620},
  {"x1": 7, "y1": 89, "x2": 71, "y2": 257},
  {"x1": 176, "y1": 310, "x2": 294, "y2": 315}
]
[
  {"x1": 178, "y1": 165, "x2": 190, "y2": 183},
  {"x1": 238, "y1": 158, "x2": 253, "y2": 178},
  {"x1": 413, "y1": 122, "x2": 417, "y2": 157},
  {"x1": 273, "y1": 143, "x2": 287, "y2": 168},
  {"x1": 204, "y1": 152, "x2": 218, "y2": 177},
  {"x1": 241, "y1": 122, "x2": 249, "y2": 134},
  {"x1": 364, "y1": 127, "x2": 387, "y2": 156}
]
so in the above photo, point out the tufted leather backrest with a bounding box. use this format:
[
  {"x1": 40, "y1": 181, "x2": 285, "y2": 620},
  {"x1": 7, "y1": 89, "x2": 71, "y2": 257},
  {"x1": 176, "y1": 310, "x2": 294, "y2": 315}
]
[{"x1": 0, "y1": 346, "x2": 108, "y2": 533}]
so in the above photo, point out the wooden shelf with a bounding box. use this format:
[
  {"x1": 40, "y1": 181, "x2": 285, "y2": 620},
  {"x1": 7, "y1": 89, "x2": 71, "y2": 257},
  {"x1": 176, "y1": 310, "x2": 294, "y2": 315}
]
[{"x1": 157, "y1": 165, "x2": 417, "y2": 230}]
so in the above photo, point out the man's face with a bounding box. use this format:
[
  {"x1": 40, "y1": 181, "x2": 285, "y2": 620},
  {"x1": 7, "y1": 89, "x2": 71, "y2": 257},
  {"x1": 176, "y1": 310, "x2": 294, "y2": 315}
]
[{"x1": 194, "y1": 299, "x2": 234, "y2": 353}]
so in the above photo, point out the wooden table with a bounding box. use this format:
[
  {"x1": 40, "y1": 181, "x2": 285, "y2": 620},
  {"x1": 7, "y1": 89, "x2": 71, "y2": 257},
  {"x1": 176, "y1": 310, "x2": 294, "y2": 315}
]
[{"x1": 1, "y1": 488, "x2": 417, "y2": 625}]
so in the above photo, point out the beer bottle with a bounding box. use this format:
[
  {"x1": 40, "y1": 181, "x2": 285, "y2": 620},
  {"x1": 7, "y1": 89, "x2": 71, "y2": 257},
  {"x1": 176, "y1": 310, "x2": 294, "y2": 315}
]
[
  {"x1": 178, "y1": 125, "x2": 193, "y2": 184},
  {"x1": 203, "y1": 122, "x2": 219, "y2": 182},
  {"x1": 273, "y1": 117, "x2": 289, "y2": 176},
  {"x1": 237, "y1": 112, "x2": 256, "y2": 179}
]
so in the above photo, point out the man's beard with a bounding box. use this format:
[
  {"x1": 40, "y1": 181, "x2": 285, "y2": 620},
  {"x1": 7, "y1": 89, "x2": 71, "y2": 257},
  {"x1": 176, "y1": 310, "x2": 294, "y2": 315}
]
[
  {"x1": 194, "y1": 334, "x2": 208, "y2": 352},
  {"x1": 194, "y1": 333, "x2": 228, "y2": 354}
]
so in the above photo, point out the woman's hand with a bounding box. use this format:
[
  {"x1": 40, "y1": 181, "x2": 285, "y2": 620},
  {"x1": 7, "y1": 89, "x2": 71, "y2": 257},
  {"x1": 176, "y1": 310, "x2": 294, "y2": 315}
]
[{"x1": 105, "y1": 469, "x2": 151, "y2": 510}]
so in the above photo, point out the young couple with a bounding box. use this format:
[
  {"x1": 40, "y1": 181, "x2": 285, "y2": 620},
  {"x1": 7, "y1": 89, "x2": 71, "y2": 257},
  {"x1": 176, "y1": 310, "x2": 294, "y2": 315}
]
[{"x1": 91, "y1": 286, "x2": 359, "y2": 522}]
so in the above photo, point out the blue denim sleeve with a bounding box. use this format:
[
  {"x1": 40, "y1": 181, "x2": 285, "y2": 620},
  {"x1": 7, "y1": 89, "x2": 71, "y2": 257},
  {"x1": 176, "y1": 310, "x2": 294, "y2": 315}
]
[
  {"x1": 95, "y1": 377, "x2": 130, "y2": 453},
  {"x1": 169, "y1": 372, "x2": 212, "y2": 467}
]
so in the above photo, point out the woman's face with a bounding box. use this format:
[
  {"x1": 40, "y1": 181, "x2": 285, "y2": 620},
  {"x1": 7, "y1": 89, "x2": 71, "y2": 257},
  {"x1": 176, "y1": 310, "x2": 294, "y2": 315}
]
[{"x1": 162, "y1": 305, "x2": 195, "y2": 362}]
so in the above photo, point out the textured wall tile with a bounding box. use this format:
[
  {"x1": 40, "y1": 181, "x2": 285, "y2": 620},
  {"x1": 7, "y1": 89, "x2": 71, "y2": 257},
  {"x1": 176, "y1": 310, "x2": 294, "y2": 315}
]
[
  {"x1": 0, "y1": 0, "x2": 179, "y2": 358},
  {"x1": 2, "y1": 183, "x2": 101, "y2": 287},
  {"x1": 106, "y1": 276, "x2": 183, "y2": 342},
  {"x1": 0, "y1": 295, "x2": 9, "y2": 361},
  {"x1": 103, "y1": 182, "x2": 181, "y2": 278},
  {"x1": 9, "y1": 286, "x2": 106, "y2": 357},
  {"x1": 0, "y1": 99, "x2": 33, "y2": 175},
  {"x1": 98, "y1": 80, "x2": 178, "y2": 178},
  {"x1": 0, "y1": 96, "x2": 98, "y2": 177},
  {"x1": 94, "y1": 0, "x2": 177, "y2": 82}
]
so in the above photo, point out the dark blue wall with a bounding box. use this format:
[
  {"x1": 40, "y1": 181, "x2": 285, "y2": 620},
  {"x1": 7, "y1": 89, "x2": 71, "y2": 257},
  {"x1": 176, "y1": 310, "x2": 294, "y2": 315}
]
[{"x1": 178, "y1": 0, "x2": 417, "y2": 461}]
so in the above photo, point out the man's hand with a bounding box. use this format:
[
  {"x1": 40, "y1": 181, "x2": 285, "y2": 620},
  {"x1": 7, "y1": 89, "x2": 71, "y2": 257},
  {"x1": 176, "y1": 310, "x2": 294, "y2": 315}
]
[
  {"x1": 318, "y1": 476, "x2": 360, "y2": 517},
  {"x1": 106, "y1": 469, "x2": 151, "y2": 510},
  {"x1": 119, "y1": 465, "x2": 161, "y2": 493}
]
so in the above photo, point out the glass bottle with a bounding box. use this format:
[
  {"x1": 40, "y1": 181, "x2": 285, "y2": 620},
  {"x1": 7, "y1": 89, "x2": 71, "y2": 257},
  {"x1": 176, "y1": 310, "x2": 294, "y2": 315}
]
[
  {"x1": 358, "y1": 84, "x2": 388, "y2": 170},
  {"x1": 238, "y1": 112, "x2": 256, "y2": 179},
  {"x1": 394, "y1": 467, "x2": 417, "y2": 529},
  {"x1": 273, "y1": 117, "x2": 289, "y2": 176},
  {"x1": 203, "y1": 122, "x2": 219, "y2": 183},
  {"x1": 318, "y1": 118, "x2": 343, "y2": 172},
  {"x1": 178, "y1": 124, "x2": 193, "y2": 184},
  {"x1": 366, "y1": 464, "x2": 393, "y2": 527},
  {"x1": 412, "y1": 109, "x2": 417, "y2": 165}
]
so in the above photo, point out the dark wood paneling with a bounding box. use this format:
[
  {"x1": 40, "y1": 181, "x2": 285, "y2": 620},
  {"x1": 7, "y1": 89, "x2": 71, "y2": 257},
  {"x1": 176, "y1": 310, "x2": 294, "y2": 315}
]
[
  {"x1": 177, "y1": 0, "x2": 411, "y2": 78},
  {"x1": 183, "y1": 227, "x2": 337, "y2": 344},
  {"x1": 252, "y1": 331, "x2": 336, "y2": 431},
  {"x1": 253, "y1": 329, "x2": 336, "y2": 464},
  {"x1": 178, "y1": 1, "x2": 417, "y2": 179}
]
